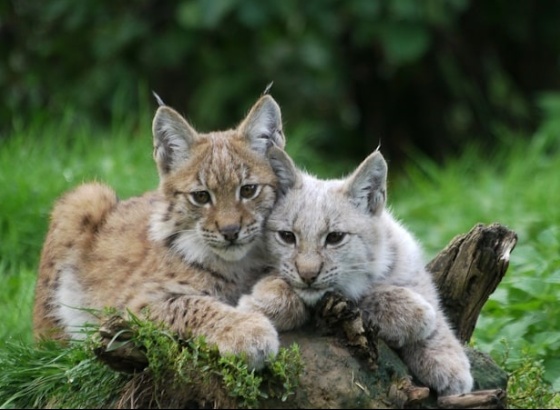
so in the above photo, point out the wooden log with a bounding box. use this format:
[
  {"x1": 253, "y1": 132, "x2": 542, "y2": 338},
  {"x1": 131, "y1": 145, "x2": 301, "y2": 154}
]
[
  {"x1": 437, "y1": 388, "x2": 507, "y2": 409},
  {"x1": 94, "y1": 223, "x2": 515, "y2": 409},
  {"x1": 427, "y1": 223, "x2": 518, "y2": 343}
]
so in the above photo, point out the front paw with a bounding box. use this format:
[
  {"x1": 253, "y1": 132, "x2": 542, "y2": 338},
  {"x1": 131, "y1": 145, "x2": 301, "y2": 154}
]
[
  {"x1": 439, "y1": 367, "x2": 474, "y2": 397},
  {"x1": 238, "y1": 276, "x2": 309, "y2": 331},
  {"x1": 402, "y1": 338, "x2": 473, "y2": 396},
  {"x1": 316, "y1": 291, "x2": 361, "y2": 328},
  {"x1": 426, "y1": 352, "x2": 473, "y2": 397},
  {"x1": 362, "y1": 287, "x2": 437, "y2": 348},
  {"x1": 209, "y1": 311, "x2": 280, "y2": 371}
]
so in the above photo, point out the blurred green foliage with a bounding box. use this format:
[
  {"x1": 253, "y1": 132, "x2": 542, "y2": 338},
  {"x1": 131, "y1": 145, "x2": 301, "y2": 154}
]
[{"x1": 2, "y1": 0, "x2": 560, "y2": 164}]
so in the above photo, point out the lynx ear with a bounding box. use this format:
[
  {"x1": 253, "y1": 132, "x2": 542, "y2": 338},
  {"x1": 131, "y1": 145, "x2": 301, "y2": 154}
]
[
  {"x1": 152, "y1": 106, "x2": 199, "y2": 176},
  {"x1": 344, "y1": 150, "x2": 388, "y2": 215},
  {"x1": 239, "y1": 95, "x2": 285, "y2": 153},
  {"x1": 267, "y1": 145, "x2": 300, "y2": 196}
]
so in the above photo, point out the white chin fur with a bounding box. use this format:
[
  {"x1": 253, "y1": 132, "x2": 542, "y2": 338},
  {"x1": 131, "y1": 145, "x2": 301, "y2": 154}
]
[
  {"x1": 167, "y1": 229, "x2": 255, "y2": 263},
  {"x1": 211, "y1": 244, "x2": 252, "y2": 261},
  {"x1": 295, "y1": 288, "x2": 328, "y2": 306}
]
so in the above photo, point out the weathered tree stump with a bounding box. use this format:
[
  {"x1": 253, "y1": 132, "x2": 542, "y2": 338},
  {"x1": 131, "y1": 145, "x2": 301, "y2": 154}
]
[
  {"x1": 427, "y1": 222, "x2": 518, "y2": 343},
  {"x1": 96, "y1": 223, "x2": 517, "y2": 409}
]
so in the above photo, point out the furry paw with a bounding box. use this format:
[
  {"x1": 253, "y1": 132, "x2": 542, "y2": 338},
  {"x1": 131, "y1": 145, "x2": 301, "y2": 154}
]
[
  {"x1": 422, "y1": 351, "x2": 473, "y2": 396},
  {"x1": 238, "y1": 275, "x2": 309, "y2": 331},
  {"x1": 208, "y1": 310, "x2": 280, "y2": 371},
  {"x1": 401, "y1": 329, "x2": 474, "y2": 396},
  {"x1": 438, "y1": 367, "x2": 474, "y2": 397},
  {"x1": 361, "y1": 286, "x2": 437, "y2": 348},
  {"x1": 316, "y1": 291, "x2": 361, "y2": 327}
]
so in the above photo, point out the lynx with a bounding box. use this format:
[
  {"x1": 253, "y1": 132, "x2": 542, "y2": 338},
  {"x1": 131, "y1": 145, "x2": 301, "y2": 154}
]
[
  {"x1": 33, "y1": 94, "x2": 295, "y2": 370},
  {"x1": 238, "y1": 147, "x2": 474, "y2": 395}
]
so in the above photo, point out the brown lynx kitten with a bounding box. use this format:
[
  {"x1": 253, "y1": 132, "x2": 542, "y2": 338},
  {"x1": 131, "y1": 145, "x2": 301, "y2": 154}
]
[
  {"x1": 33, "y1": 95, "x2": 295, "y2": 370},
  {"x1": 239, "y1": 147, "x2": 474, "y2": 395}
]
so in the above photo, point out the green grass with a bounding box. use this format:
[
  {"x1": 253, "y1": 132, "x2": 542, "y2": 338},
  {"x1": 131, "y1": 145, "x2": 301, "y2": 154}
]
[
  {"x1": 1, "y1": 111, "x2": 157, "y2": 344},
  {"x1": 0, "y1": 315, "x2": 302, "y2": 409},
  {"x1": 1, "y1": 101, "x2": 560, "y2": 407},
  {"x1": 0, "y1": 338, "x2": 128, "y2": 408}
]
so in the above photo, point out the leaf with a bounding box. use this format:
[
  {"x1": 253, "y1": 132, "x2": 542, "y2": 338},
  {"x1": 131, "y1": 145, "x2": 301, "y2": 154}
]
[
  {"x1": 178, "y1": 0, "x2": 239, "y2": 29},
  {"x1": 543, "y1": 358, "x2": 560, "y2": 390},
  {"x1": 378, "y1": 22, "x2": 431, "y2": 66},
  {"x1": 487, "y1": 287, "x2": 508, "y2": 305},
  {"x1": 499, "y1": 315, "x2": 538, "y2": 340},
  {"x1": 177, "y1": 2, "x2": 202, "y2": 28},
  {"x1": 508, "y1": 276, "x2": 551, "y2": 299},
  {"x1": 532, "y1": 332, "x2": 560, "y2": 351},
  {"x1": 198, "y1": 0, "x2": 239, "y2": 28}
]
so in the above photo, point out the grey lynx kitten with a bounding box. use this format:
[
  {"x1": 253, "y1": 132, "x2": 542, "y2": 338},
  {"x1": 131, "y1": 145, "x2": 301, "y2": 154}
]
[
  {"x1": 239, "y1": 147, "x2": 473, "y2": 395},
  {"x1": 33, "y1": 95, "x2": 295, "y2": 370}
]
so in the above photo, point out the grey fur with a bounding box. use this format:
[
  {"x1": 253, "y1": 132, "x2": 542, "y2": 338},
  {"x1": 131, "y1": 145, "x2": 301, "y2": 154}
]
[{"x1": 239, "y1": 149, "x2": 473, "y2": 396}]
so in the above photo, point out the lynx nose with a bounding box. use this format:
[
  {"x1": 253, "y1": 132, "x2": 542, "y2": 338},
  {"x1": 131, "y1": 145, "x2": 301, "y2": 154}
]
[
  {"x1": 219, "y1": 224, "x2": 240, "y2": 242},
  {"x1": 296, "y1": 259, "x2": 323, "y2": 285}
]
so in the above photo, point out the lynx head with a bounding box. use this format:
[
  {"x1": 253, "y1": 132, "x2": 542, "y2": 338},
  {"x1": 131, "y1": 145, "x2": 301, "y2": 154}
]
[
  {"x1": 149, "y1": 95, "x2": 295, "y2": 264},
  {"x1": 266, "y1": 149, "x2": 393, "y2": 305}
]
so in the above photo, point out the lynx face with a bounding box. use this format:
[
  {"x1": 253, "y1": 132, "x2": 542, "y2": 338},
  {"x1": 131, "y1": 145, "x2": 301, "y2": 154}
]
[
  {"x1": 151, "y1": 136, "x2": 280, "y2": 263},
  {"x1": 149, "y1": 95, "x2": 290, "y2": 266},
  {"x1": 265, "y1": 151, "x2": 391, "y2": 305}
]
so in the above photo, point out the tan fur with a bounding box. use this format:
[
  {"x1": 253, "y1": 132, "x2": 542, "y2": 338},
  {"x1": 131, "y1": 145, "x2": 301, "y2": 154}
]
[{"x1": 33, "y1": 95, "x2": 294, "y2": 369}]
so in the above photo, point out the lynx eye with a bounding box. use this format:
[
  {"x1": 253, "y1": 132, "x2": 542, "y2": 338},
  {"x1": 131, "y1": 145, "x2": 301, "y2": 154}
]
[
  {"x1": 325, "y1": 232, "x2": 346, "y2": 246},
  {"x1": 240, "y1": 184, "x2": 258, "y2": 199},
  {"x1": 278, "y1": 230, "x2": 296, "y2": 245},
  {"x1": 190, "y1": 190, "x2": 211, "y2": 205}
]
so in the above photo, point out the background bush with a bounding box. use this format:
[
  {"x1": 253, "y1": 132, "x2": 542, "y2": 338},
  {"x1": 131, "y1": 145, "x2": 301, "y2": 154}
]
[{"x1": 3, "y1": 0, "x2": 560, "y2": 165}]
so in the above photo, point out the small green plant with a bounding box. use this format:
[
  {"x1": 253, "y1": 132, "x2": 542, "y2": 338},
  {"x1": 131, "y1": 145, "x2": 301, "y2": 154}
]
[
  {"x1": 493, "y1": 340, "x2": 560, "y2": 409},
  {"x1": 263, "y1": 344, "x2": 304, "y2": 402}
]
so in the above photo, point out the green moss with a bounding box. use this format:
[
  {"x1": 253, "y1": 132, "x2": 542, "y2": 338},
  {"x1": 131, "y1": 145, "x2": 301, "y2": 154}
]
[{"x1": 0, "y1": 315, "x2": 303, "y2": 409}]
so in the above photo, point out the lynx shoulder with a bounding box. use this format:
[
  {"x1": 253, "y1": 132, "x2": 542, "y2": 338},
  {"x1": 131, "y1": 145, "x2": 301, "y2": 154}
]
[
  {"x1": 239, "y1": 147, "x2": 474, "y2": 394},
  {"x1": 33, "y1": 95, "x2": 295, "y2": 370}
]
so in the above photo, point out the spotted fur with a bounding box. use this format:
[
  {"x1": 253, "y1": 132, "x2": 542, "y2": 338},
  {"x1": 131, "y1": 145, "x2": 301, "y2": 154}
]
[{"x1": 33, "y1": 95, "x2": 294, "y2": 370}]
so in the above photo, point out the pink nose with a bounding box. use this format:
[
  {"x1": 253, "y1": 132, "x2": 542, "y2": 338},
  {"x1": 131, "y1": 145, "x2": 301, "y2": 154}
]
[{"x1": 297, "y1": 261, "x2": 323, "y2": 284}]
